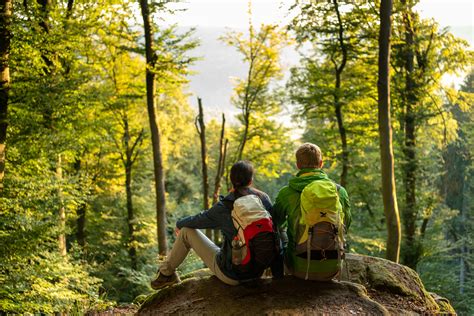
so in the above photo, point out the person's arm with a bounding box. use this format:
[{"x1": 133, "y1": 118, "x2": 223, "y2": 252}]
[
  {"x1": 176, "y1": 202, "x2": 224, "y2": 229},
  {"x1": 338, "y1": 186, "x2": 352, "y2": 230},
  {"x1": 260, "y1": 192, "x2": 273, "y2": 215}
]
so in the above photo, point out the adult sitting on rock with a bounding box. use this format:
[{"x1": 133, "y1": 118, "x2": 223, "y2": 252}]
[
  {"x1": 151, "y1": 160, "x2": 282, "y2": 290},
  {"x1": 273, "y1": 143, "x2": 351, "y2": 280}
]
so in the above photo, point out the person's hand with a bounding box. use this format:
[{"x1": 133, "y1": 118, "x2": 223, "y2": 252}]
[{"x1": 175, "y1": 227, "x2": 180, "y2": 236}]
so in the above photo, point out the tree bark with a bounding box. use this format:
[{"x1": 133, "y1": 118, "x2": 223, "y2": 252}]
[
  {"x1": 237, "y1": 112, "x2": 249, "y2": 162},
  {"x1": 139, "y1": 0, "x2": 168, "y2": 255},
  {"x1": 195, "y1": 97, "x2": 211, "y2": 239},
  {"x1": 66, "y1": 0, "x2": 74, "y2": 19},
  {"x1": 37, "y1": 0, "x2": 53, "y2": 73},
  {"x1": 76, "y1": 202, "x2": 86, "y2": 247},
  {"x1": 73, "y1": 158, "x2": 86, "y2": 248},
  {"x1": 213, "y1": 114, "x2": 226, "y2": 204},
  {"x1": 377, "y1": 0, "x2": 401, "y2": 263},
  {"x1": 0, "y1": 0, "x2": 12, "y2": 192},
  {"x1": 124, "y1": 117, "x2": 138, "y2": 270},
  {"x1": 212, "y1": 114, "x2": 226, "y2": 244},
  {"x1": 333, "y1": 0, "x2": 349, "y2": 188},
  {"x1": 401, "y1": 2, "x2": 419, "y2": 269},
  {"x1": 125, "y1": 163, "x2": 137, "y2": 270}
]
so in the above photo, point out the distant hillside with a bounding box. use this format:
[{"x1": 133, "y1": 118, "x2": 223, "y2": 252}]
[
  {"x1": 184, "y1": 26, "x2": 246, "y2": 118},
  {"x1": 182, "y1": 26, "x2": 300, "y2": 122},
  {"x1": 181, "y1": 24, "x2": 471, "y2": 122}
]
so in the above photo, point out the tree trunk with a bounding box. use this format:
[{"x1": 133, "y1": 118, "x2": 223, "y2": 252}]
[
  {"x1": 377, "y1": 0, "x2": 401, "y2": 263},
  {"x1": 76, "y1": 203, "x2": 86, "y2": 247},
  {"x1": 236, "y1": 112, "x2": 249, "y2": 162},
  {"x1": 195, "y1": 97, "x2": 211, "y2": 239},
  {"x1": 125, "y1": 162, "x2": 137, "y2": 270},
  {"x1": 37, "y1": 0, "x2": 53, "y2": 74},
  {"x1": 123, "y1": 118, "x2": 137, "y2": 270},
  {"x1": 459, "y1": 187, "x2": 467, "y2": 294},
  {"x1": 333, "y1": 0, "x2": 349, "y2": 188},
  {"x1": 0, "y1": 0, "x2": 12, "y2": 192},
  {"x1": 139, "y1": 0, "x2": 168, "y2": 255},
  {"x1": 401, "y1": 3, "x2": 419, "y2": 269},
  {"x1": 57, "y1": 154, "x2": 67, "y2": 256},
  {"x1": 213, "y1": 114, "x2": 226, "y2": 204},
  {"x1": 73, "y1": 158, "x2": 86, "y2": 248},
  {"x1": 213, "y1": 114, "x2": 226, "y2": 244},
  {"x1": 66, "y1": 0, "x2": 74, "y2": 19}
]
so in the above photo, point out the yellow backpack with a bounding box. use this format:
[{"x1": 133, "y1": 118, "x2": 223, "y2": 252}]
[{"x1": 295, "y1": 179, "x2": 345, "y2": 280}]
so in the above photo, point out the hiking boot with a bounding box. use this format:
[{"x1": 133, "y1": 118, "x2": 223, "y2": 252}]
[{"x1": 150, "y1": 271, "x2": 180, "y2": 290}]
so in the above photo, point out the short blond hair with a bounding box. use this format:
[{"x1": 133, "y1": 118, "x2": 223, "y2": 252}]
[{"x1": 296, "y1": 143, "x2": 322, "y2": 168}]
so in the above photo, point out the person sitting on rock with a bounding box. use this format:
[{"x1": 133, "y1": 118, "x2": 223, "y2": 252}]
[
  {"x1": 273, "y1": 143, "x2": 351, "y2": 281},
  {"x1": 151, "y1": 160, "x2": 281, "y2": 290}
]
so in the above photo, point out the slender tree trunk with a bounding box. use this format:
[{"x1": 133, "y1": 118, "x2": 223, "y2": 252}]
[
  {"x1": 57, "y1": 154, "x2": 67, "y2": 256},
  {"x1": 459, "y1": 184, "x2": 467, "y2": 294},
  {"x1": 66, "y1": 0, "x2": 73, "y2": 19},
  {"x1": 237, "y1": 112, "x2": 249, "y2": 162},
  {"x1": 401, "y1": 3, "x2": 419, "y2": 268},
  {"x1": 333, "y1": 0, "x2": 349, "y2": 188},
  {"x1": 195, "y1": 97, "x2": 211, "y2": 239},
  {"x1": 459, "y1": 159, "x2": 469, "y2": 294},
  {"x1": 125, "y1": 162, "x2": 137, "y2": 270},
  {"x1": 0, "y1": 0, "x2": 12, "y2": 192},
  {"x1": 377, "y1": 0, "x2": 401, "y2": 263},
  {"x1": 76, "y1": 203, "x2": 86, "y2": 247},
  {"x1": 63, "y1": 0, "x2": 74, "y2": 75},
  {"x1": 213, "y1": 114, "x2": 226, "y2": 244},
  {"x1": 37, "y1": 0, "x2": 53, "y2": 73},
  {"x1": 139, "y1": 0, "x2": 168, "y2": 255},
  {"x1": 334, "y1": 87, "x2": 348, "y2": 188},
  {"x1": 213, "y1": 114, "x2": 226, "y2": 204},
  {"x1": 73, "y1": 158, "x2": 86, "y2": 248},
  {"x1": 123, "y1": 118, "x2": 138, "y2": 270}
]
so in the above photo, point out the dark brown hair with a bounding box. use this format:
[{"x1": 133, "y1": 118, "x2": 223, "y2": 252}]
[{"x1": 230, "y1": 160, "x2": 254, "y2": 193}]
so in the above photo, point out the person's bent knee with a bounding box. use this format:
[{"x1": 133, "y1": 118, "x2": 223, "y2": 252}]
[
  {"x1": 177, "y1": 227, "x2": 197, "y2": 245},
  {"x1": 179, "y1": 227, "x2": 194, "y2": 235}
]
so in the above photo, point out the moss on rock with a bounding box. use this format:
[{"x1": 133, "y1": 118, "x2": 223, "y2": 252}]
[{"x1": 138, "y1": 255, "x2": 455, "y2": 315}]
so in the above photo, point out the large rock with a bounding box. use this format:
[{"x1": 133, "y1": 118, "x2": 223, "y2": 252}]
[
  {"x1": 341, "y1": 254, "x2": 443, "y2": 314},
  {"x1": 138, "y1": 254, "x2": 455, "y2": 315}
]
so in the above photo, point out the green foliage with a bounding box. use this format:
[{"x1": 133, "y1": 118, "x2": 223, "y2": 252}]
[
  {"x1": 288, "y1": 2, "x2": 473, "y2": 311},
  {"x1": 0, "y1": 0, "x2": 472, "y2": 313},
  {"x1": 0, "y1": 165, "x2": 108, "y2": 313}
]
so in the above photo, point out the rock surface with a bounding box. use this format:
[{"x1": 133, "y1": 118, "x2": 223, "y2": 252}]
[{"x1": 138, "y1": 254, "x2": 455, "y2": 315}]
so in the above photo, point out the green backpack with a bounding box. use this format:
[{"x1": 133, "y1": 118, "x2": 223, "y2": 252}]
[{"x1": 294, "y1": 179, "x2": 345, "y2": 281}]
